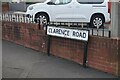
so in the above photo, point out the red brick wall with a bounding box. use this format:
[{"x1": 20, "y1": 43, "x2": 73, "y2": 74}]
[
  {"x1": 2, "y1": 3, "x2": 9, "y2": 12},
  {"x1": 50, "y1": 36, "x2": 118, "y2": 75},
  {"x1": 87, "y1": 37, "x2": 118, "y2": 75},
  {"x1": 118, "y1": 39, "x2": 120, "y2": 77},
  {"x1": 2, "y1": 21, "x2": 119, "y2": 76},
  {"x1": 50, "y1": 37, "x2": 84, "y2": 64},
  {"x1": 2, "y1": 21, "x2": 47, "y2": 53}
]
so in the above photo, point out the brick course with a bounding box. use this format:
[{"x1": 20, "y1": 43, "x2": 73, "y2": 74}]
[
  {"x1": 2, "y1": 21, "x2": 120, "y2": 76},
  {"x1": 2, "y1": 3, "x2": 9, "y2": 12}
]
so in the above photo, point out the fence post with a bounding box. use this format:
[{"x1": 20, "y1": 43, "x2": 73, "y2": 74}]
[
  {"x1": 83, "y1": 42, "x2": 88, "y2": 68},
  {"x1": 102, "y1": 26, "x2": 105, "y2": 37}
]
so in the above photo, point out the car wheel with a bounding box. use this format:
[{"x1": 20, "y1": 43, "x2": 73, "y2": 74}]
[
  {"x1": 90, "y1": 15, "x2": 105, "y2": 28},
  {"x1": 35, "y1": 13, "x2": 49, "y2": 25}
]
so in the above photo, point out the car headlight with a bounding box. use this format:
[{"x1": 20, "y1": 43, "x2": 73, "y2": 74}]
[{"x1": 29, "y1": 6, "x2": 33, "y2": 10}]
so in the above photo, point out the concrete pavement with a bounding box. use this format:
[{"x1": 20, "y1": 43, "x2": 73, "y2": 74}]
[{"x1": 2, "y1": 40, "x2": 117, "y2": 78}]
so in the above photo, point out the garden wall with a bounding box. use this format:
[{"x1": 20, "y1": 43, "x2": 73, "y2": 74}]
[{"x1": 2, "y1": 21, "x2": 120, "y2": 76}]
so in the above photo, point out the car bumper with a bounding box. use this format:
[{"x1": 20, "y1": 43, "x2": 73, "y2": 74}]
[{"x1": 105, "y1": 13, "x2": 111, "y2": 22}]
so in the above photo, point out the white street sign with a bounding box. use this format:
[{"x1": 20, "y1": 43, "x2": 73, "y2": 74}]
[{"x1": 47, "y1": 26, "x2": 89, "y2": 41}]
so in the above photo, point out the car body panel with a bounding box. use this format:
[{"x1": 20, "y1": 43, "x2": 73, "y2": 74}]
[{"x1": 26, "y1": 0, "x2": 110, "y2": 23}]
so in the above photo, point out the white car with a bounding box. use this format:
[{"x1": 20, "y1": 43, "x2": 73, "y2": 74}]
[{"x1": 26, "y1": 0, "x2": 111, "y2": 28}]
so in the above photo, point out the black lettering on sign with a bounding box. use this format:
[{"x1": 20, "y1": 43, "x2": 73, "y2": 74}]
[
  {"x1": 47, "y1": 27, "x2": 88, "y2": 41},
  {"x1": 73, "y1": 31, "x2": 76, "y2": 36},
  {"x1": 60, "y1": 29, "x2": 69, "y2": 36},
  {"x1": 83, "y1": 32, "x2": 86, "y2": 38},
  {"x1": 73, "y1": 31, "x2": 86, "y2": 38},
  {"x1": 49, "y1": 28, "x2": 52, "y2": 33},
  {"x1": 49, "y1": 28, "x2": 70, "y2": 36}
]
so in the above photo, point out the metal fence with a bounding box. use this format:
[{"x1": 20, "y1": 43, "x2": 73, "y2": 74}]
[
  {"x1": 1, "y1": 13, "x2": 111, "y2": 38},
  {"x1": 47, "y1": 22, "x2": 111, "y2": 38},
  {"x1": 1, "y1": 13, "x2": 35, "y2": 23}
]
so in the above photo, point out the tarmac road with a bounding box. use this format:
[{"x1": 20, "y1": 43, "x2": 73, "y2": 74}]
[{"x1": 2, "y1": 40, "x2": 117, "y2": 78}]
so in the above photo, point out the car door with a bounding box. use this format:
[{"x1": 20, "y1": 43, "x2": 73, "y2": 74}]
[
  {"x1": 47, "y1": 0, "x2": 74, "y2": 22},
  {"x1": 73, "y1": 0, "x2": 93, "y2": 22}
]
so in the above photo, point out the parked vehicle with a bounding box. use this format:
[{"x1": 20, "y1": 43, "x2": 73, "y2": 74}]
[{"x1": 26, "y1": 0, "x2": 111, "y2": 28}]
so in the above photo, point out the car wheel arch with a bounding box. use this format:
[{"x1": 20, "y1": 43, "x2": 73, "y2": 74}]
[
  {"x1": 89, "y1": 13, "x2": 105, "y2": 28},
  {"x1": 90, "y1": 13, "x2": 105, "y2": 22},
  {"x1": 35, "y1": 12, "x2": 50, "y2": 22}
]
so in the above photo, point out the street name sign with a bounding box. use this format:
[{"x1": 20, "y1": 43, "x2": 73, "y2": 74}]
[{"x1": 47, "y1": 26, "x2": 89, "y2": 41}]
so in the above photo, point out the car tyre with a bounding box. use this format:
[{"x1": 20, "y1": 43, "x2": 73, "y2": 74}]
[
  {"x1": 90, "y1": 14, "x2": 105, "y2": 28},
  {"x1": 35, "y1": 13, "x2": 49, "y2": 25}
]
